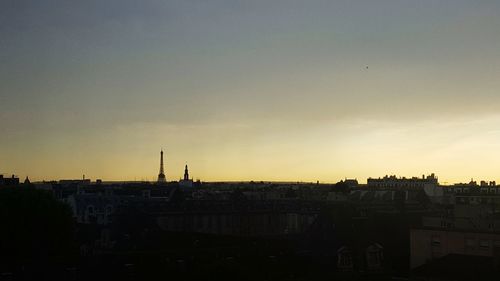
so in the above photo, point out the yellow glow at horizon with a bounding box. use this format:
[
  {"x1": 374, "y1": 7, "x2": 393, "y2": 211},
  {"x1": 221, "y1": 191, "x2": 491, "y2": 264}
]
[{"x1": 5, "y1": 113, "x2": 500, "y2": 185}]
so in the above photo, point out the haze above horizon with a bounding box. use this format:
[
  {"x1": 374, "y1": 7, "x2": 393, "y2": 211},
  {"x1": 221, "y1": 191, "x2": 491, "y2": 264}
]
[{"x1": 2, "y1": 1, "x2": 500, "y2": 183}]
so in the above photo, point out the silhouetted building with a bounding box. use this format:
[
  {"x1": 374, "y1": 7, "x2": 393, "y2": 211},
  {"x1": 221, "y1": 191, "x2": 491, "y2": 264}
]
[
  {"x1": 59, "y1": 179, "x2": 91, "y2": 186},
  {"x1": 155, "y1": 200, "x2": 319, "y2": 236},
  {"x1": 411, "y1": 254, "x2": 500, "y2": 281},
  {"x1": 179, "y1": 164, "x2": 193, "y2": 188},
  {"x1": 0, "y1": 174, "x2": 19, "y2": 186},
  {"x1": 157, "y1": 150, "x2": 166, "y2": 183},
  {"x1": 344, "y1": 178, "x2": 359, "y2": 188},
  {"x1": 67, "y1": 194, "x2": 118, "y2": 225},
  {"x1": 368, "y1": 174, "x2": 438, "y2": 189},
  {"x1": 411, "y1": 227, "x2": 500, "y2": 269},
  {"x1": 366, "y1": 174, "x2": 446, "y2": 204},
  {"x1": 411, "y1": 203, "x2": 500, "y2": 269},
  {"x1": 446, "y1": 179, "x2": 500, "y2": 195}
]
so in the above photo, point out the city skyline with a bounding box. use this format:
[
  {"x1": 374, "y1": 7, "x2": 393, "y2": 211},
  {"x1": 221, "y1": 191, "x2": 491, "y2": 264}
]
[
  {"x1": 1, "y1": 149, "x2": 496, "y2": 185},
  {"x1": 3, "y1": 1, "x2": 500, "y2": 183}
]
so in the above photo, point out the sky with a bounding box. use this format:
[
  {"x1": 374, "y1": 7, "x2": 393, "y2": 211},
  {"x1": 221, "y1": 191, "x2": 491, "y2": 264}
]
[{"x1": 2, "y1": 0, "x2": 500, "y2": 183}]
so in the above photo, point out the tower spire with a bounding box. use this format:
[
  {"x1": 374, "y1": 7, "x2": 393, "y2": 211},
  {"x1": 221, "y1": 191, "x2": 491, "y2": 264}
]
[
  {"x1": 157, "y1": 149, "x2": 166, "y2": 183},
  {"x1": 184, "y1": 164, "x2": 189, "y2": 181}
]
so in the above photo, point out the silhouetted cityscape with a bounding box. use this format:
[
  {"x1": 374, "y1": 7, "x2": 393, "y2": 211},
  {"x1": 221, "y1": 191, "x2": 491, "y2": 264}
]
[
  {"x1": 3, "y1": 1, "x2": 500, "y2": 280},
  {"x1": 2, "y1": 150, "x2": 500, "y2": 280}
]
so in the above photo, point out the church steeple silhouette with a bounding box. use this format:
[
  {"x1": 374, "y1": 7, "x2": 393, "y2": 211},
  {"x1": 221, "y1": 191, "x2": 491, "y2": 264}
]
[
  {"x1": 157, "y1": 150, "x2": 166, "y2": 183},
  {"x1": 184, "y1": 164, "x2": 189, "y2": 181},
  {"x1": 179, "y1": 164, "x2": 193, "y2": 188}
]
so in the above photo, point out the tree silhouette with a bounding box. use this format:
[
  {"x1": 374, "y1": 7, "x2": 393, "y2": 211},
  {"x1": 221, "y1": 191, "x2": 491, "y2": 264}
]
[{"x1": 0, "y1": 187, "x2": 76, "y2": 266}]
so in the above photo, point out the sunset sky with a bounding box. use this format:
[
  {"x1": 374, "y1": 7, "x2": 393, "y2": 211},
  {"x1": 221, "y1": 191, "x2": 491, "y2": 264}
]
[{"x1": 2, "y1": 1, "x2": 500, "y2": 183}]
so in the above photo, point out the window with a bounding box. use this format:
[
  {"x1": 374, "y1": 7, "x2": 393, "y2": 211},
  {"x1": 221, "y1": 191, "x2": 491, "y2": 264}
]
[
  {"x1": 366, "y1": 251, "x2": 380, "y2": 267},
  {"x1": 366, "y1": 244, "x2": 384, "y2": 270},
  {"x1": 337, "y1": 249, "x2": 353, "y2": 270},
  {"x1": 465, "y1": 238, "x2": 476, "y2": 248},
  {"x1": 431, "y1": 236, "x2": 441, "y2": 247},
  {"x1": 479, "y1": 240, "x2": 490, "y2": 249}
]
